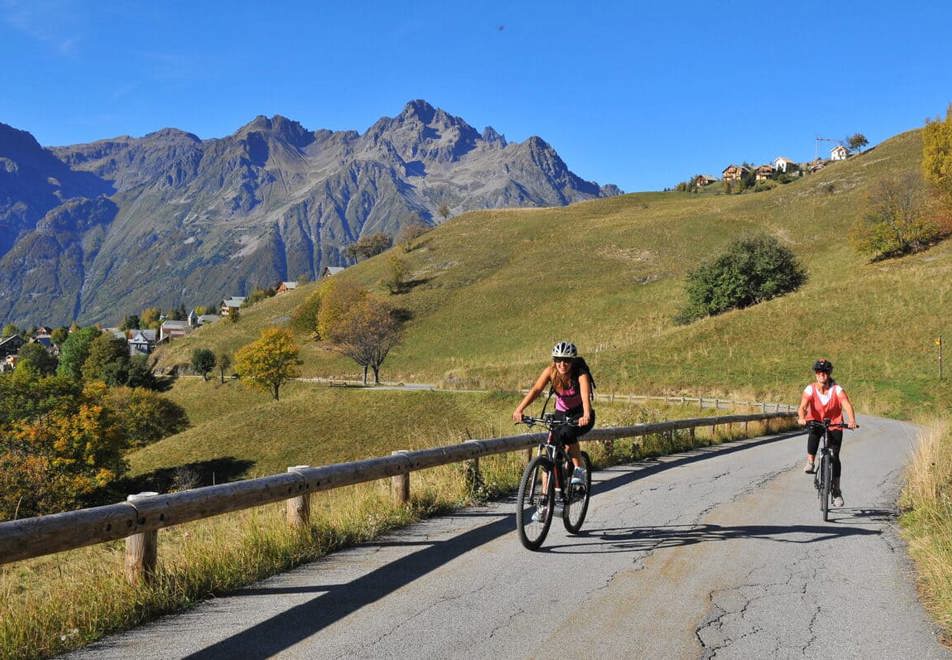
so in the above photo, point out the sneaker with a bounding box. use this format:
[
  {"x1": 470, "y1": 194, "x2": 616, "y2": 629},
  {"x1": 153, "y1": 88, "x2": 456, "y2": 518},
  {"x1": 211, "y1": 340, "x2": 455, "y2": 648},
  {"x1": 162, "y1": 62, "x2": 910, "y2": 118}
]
[
  {"x1": 832, "y1": 489, "x2": 844, "y2": 507},
  {"x1": 571, "y1": 466, "x2": 586, "y2": 485},
  {"x1": 804, "y1": 460, "x2": 815, "y2": 474},
  {"x1": 531, "y1": 501, "x2": 548, "y2": 522}
]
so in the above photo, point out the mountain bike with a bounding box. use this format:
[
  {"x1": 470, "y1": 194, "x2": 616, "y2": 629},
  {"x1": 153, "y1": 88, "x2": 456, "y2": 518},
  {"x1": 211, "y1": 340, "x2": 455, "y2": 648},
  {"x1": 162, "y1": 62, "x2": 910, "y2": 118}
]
[
  {"x1": 806, "y1": 418, "x2": 855, "y2": 521},
  {"x1": 515, "y1": 414, "x2": 592, "y2": 550}
]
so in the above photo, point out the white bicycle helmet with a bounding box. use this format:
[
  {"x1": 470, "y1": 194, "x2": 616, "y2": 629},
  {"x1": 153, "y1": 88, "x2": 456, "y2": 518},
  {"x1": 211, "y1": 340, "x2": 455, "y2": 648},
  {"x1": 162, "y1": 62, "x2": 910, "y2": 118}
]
[{"x1": 551, "y1": 341, "x2": 577, "y2": 359}]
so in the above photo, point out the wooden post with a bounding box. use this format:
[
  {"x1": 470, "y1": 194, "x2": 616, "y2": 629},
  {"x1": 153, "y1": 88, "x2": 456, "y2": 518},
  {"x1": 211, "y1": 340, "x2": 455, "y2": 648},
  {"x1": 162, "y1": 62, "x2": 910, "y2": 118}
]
[
  {"x1": 699, "y1": 397, "x2": 704, "y2": 409},
  {"x1": 391, "y1": 451, "x2": 410, "y2": 506},
  {"x1": 125, "y1": 492, "x2": 158, "y2": 585},
  {"x1": 744, "y1": 420, "x2": 749, "y2": 435},
  {"x1": 286, "y1": 465, "x2": 311, "y2": 528},
  {"x1": 689, "y1": 427, "x2": 695, "y2": 443},
  {"x1": 711, "y1": 424, "x2": 717, "y2": 440}
]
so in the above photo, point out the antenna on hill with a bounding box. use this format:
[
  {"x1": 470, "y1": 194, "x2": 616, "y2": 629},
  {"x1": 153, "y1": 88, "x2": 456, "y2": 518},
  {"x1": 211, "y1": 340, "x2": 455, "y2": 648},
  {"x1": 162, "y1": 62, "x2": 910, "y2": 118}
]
[{"x1": 815, "y1": 136, "x2": 840, "y2": 160}]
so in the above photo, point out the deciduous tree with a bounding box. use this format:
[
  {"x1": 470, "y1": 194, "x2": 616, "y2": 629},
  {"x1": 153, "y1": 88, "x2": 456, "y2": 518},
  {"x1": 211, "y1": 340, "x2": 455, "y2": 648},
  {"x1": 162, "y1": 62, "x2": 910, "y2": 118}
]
[
  {"x1": 216, "y1": 351, "x2": 232, "y2": 383},
  {"x1": 327, "y1": 296, "x2": 402, "y2": 384},
  {"x1": 849, "y1": 172, "x2": 941, "y2": 259},
  {"x1": 56, "y1": 326, "x2": 101, "y2": 380},
  {"x1": 82, "y1": 333, "x2": 130, "y2": 385},
  {"x1": 16, "y1": 343, "x2": 57, "y2": 377},
  {"x1": 923, "y1": 104, "x2": 952, "y2": 226},
  {"x1": 191, "y1": 348, "x2": 216, "y2": 381},
  {"x1": 233, "y1": 328, "x2": 302, "y2": 400}
]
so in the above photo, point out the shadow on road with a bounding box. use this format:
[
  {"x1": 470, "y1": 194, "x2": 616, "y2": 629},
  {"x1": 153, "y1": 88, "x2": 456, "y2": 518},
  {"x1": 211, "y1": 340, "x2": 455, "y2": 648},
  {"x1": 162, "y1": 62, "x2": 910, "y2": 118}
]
[
  {"x1": 539, "y1": 521, "x2": 881, "y2": 555},
  {"x1": 180, "y1": 430, "x2": 810, "y2": 659}
]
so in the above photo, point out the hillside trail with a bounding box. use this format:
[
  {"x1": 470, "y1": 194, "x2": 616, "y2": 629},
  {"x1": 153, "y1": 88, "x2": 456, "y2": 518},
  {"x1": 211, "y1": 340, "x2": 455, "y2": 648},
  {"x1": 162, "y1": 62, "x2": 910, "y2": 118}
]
[{"x1": 70, "y1": 416, "x2": 948, "y2": 659}]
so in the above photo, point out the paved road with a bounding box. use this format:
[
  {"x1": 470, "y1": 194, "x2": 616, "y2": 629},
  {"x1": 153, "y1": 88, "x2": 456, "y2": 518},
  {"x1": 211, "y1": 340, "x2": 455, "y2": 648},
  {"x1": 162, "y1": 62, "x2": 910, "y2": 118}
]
[{"x1": 72, "y1": 417, "x2": 948, "y2": 659}]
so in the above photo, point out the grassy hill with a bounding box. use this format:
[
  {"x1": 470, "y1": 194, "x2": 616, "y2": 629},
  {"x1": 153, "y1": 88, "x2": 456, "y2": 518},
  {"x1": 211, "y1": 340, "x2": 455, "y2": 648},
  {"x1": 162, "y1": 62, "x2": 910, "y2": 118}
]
[{"x1": 153, "y1": 127, "x2": 949, "y2": 426}]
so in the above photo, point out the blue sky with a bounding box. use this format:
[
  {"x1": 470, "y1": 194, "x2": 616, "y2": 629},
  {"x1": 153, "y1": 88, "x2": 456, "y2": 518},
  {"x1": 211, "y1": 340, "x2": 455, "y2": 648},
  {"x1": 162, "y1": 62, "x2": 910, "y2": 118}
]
[{"x1": 2, "y1": 0, "x2": 951, "y2": 192}]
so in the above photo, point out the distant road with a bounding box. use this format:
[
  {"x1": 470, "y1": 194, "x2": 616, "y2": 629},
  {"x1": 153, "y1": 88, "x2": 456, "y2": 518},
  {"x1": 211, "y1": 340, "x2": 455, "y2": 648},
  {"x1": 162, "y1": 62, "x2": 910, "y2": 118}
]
[{"x1": 71, "y1": 417, "x2": 947, "y2": 658}]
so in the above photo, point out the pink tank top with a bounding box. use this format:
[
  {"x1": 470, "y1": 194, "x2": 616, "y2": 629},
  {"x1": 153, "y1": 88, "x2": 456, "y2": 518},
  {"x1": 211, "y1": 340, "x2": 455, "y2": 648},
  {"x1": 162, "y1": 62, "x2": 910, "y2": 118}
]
[{"x1": 555, "y1": 382, "x2": 583, "y2": 412}]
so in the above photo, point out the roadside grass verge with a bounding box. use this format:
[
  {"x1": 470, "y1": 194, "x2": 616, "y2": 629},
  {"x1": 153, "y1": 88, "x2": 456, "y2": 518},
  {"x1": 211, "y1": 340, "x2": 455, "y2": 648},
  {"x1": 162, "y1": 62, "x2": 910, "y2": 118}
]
[
  {"x1": 900, "y1": 419, "x2": 952, "y2": 643},
  {"x1": 0, "y1": 402, "x2": 795, "y2": 659}
]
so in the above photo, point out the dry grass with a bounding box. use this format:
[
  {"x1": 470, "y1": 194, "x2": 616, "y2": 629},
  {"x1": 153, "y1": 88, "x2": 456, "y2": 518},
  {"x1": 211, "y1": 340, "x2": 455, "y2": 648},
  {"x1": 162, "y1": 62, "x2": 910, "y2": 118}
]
[{"x1": 900, "y1": 419, "x2": 952, "y2": 642}]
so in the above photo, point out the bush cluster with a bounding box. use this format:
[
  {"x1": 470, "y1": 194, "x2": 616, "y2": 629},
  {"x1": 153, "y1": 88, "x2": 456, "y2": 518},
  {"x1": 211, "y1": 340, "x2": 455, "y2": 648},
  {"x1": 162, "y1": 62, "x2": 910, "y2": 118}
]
[{"x1": 675, "y1": 234, "x2": 807, "y2": 324}]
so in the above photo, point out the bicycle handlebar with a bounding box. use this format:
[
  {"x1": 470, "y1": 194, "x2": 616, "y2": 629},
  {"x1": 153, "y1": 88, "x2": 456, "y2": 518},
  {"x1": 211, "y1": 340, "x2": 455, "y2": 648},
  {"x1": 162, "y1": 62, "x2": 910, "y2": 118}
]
[
  {"x1": 804, "y1": 420, "x2": 858, "y2": 430},
  {"x1": 519, "y1": 414, "x2": 579, "y2": 430}
]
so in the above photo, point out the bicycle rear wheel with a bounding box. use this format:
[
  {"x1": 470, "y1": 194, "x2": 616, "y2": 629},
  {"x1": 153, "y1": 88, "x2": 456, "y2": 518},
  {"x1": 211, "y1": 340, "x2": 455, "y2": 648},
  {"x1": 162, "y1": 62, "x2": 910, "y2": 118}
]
[
  {"x1": 819, "y1": 453, "x2": 831, "y2": 521},
  {"x1": 563, "y1": 451, "x2": 592, "y2": 534},
  {"x1": 516, "y1": 455, "x2": 555, "y2": 550}
]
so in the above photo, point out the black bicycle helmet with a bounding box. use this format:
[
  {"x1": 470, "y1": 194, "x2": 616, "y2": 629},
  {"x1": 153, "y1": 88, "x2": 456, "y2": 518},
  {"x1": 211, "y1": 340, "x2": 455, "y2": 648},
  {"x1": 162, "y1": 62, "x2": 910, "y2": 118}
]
[
  {"x1": 551, "y1": 341, "x2": 577, "y2": 359},
  {"x1": 813, "y1": 358, "x2": 833, "y2": 373}
]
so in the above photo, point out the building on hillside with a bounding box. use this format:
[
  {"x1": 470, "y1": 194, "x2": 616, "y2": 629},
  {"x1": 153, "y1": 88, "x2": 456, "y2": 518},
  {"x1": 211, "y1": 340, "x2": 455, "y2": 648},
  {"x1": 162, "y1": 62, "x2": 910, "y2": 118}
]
[
  {"x1": 754, "y1": 165, "x2": 774, "y2": 182},
  {"x1": 0, "y1": 334, "x2": 26, "y2": 358},
  {"x1": 188, "y1": 309, "x2": 199, "y2": 328},
  {"x1": 31, "y1": 334, "x2": 58, "y2": 355},
  {"x1": 276, "y1": 281, "x2": 299, "y2": 294},
  {"x1": 0, "y1": 355, "x2": 17, "y2": 372},
  {"x1": 772, "y1": 157, "x2": 799, "y2": 173},
  {"x1": 694, "y1": 174, "x2": 718, "y2": 188},
  {"x1": 34, "y1": 326, "x2": 53, "y2": 337},
  {"x1": 321, "y1": 266, "x2": 345, "y2": 279},
  {"x1": 159, "y1": 320, "x2": 189, "y2": 343},
  {"x1": 197, "y1": 314, "x2": 220, "y2": 326},
  {"x1": 830, "y1": 145, "x2": 849, "y2": 161},
  {"x1": 807, "y1": 158, "x2": 828, "y2": 173},
  {"x1": 129, "y1": 329, "x2": 157, "y2": 355},
  {"x1": 721, "y1": 164, "x2": 751, "y2": 182},
  {"x1": 220, "y1": 297, "x2": 246, "y2": 316}
]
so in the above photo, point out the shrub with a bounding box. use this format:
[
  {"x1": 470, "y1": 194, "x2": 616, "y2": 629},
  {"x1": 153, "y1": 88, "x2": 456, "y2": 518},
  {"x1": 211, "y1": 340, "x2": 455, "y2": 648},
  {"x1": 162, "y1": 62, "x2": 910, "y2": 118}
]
[
  {"x1": 849, "y1": 172, "x2": 944, "y2": 260},
  {"x1": 675, "y1": 234, "x2": 807, "y2": 324}
]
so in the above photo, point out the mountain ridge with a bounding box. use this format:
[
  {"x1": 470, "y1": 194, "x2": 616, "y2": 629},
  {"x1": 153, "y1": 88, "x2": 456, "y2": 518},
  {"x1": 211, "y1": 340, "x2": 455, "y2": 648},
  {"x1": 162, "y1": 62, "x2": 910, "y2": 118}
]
[{"x1": 0, "y1": 100, "x2": 621, "y2": 326}]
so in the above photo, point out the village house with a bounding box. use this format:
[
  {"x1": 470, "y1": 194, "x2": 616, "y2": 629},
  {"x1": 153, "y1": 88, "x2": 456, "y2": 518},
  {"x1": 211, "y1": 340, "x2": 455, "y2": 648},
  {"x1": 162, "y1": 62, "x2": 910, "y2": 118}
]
[
  {"x1": 0, "y1": 354, "x2": 17, "y2": 372},
  {"x1": 220, "y1": 297, "x2": 246, "y2": 316},
  {"x1": 276, "y1": 281, "x2": 299, "y2": 294},
  {"x1": 721, "y1": 164, "x2": 751, "y2": 182},
  {"x1": 773, "y1": 157, "x2": 799, "y2": 174},
  {"x1": 31, "y1": 334, "x2": 58, "y2": 355},
  {"x1": 694, "y1": 174, "x2": 718, "y2": 188},
  {"x1": 321, "y1": 266, "x2": 345, "y2": 279},
  {"x1": 159, "y1": 320, "x2": 189, "y2": 343},
  {"x1": 197, "y1": 314, "x2": 220, "y2": 326},
  {"x1": 830, "y1": 145, "x2": 849, "y2": 161},
  {"x1": 128, "y1": 329, "x2": 157, "y2": 355},
  {"x1": 754, "y1": 165, "x2": 774, "y2": 182},
  {"x1": 0, "y1": 334, "x2": 26, "y2": 359}
]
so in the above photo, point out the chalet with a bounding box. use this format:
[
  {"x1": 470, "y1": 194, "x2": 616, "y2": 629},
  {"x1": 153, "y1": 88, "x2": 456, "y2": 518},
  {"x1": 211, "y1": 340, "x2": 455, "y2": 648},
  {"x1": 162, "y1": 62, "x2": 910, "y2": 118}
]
[
  {"x1": 830, "y1": 145, "x2": 849, "y2": 161},
  {"x1": 34, "y1": 326, "x2": 53, "y2": 336},
  {"x1": 159, "y1": 320, "x2": 189, "y2": 343},
  {"x1": 721, "y1": 164, "x2": 751, "y2": 182},
  {"x1": 773, "y1": 157, "x2": 799, "y2": 174},
  {"x1": 129, "y1": 329, "x2": 157, "y2": 355},
  {"x1": 321, "y1": 266, "x2": 346, "y2": 279},
  {"x1": 220, "y1": 297, "x2": 246, "y2": 316},
  {"x1": 754, "y1": 165, "x2": 774, "y2": 182},
  {"x1": 0, "y1": 334, "x2": 26, "y2": 358},
  {"x1": 31, "y1": 334, "x2": 57, "y2": 355},
  {"x1": 694, "y1": 175, "x2": 717, "y2": 188},
  {"x1": 276, "y1": 281, "x2": 299, "y2": 294}
]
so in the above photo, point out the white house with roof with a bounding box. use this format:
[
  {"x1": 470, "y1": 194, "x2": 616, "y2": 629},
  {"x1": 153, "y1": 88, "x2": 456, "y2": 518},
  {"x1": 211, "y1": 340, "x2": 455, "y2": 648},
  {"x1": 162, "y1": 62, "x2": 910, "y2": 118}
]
[
  {"x1": 220, "y1": 297, "x2": 246, "y2": 316},
  {"x1": 276, "y1": 281, "x2": 299, "y2": 294},
  {"x1": 129, "y1": 329, "x2": 157, "y2": 355},
  {"x1": 772, "y1": 157, "x2": 799, "y2": 173},
  {"x1": 830, "y1": 145, "x2": 849, "y2": 161}
]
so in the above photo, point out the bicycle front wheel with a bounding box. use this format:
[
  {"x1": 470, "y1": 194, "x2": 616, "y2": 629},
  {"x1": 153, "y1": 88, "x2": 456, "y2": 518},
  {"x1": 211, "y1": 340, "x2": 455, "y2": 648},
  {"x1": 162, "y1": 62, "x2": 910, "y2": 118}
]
[
  {"x1": 516, "y1": 455, "x2": 555, "y2": 550},
  {"x1": 819, "y1": 454, "x2": 831, "y2": 521},
  {"x1": 563, "y1": 451, "x2": 592, "y2": 534}
]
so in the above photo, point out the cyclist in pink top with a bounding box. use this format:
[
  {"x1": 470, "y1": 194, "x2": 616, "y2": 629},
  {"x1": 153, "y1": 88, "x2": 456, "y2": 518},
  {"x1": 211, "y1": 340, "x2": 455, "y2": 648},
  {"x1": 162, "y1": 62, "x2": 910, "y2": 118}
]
[
  {"x1": 512, "y1": 341, "x2": 595, "y2": 486},
  {"x1": 796, "y1": 358, "x2": 858, "y2": 507}
]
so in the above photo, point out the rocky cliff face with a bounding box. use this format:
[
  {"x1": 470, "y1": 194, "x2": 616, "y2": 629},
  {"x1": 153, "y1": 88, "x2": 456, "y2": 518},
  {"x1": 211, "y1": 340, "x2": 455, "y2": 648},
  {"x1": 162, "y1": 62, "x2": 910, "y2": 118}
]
[{"x1": 0, "y1": 101, "x2": 621, "y2": 326}]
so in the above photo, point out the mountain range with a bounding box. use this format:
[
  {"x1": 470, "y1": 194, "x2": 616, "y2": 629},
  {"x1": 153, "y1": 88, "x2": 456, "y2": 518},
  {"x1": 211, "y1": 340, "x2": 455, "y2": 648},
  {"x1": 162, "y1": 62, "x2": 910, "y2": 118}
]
[{"x1": 0, "y1": 100, "x2": 621, "y2": 327}]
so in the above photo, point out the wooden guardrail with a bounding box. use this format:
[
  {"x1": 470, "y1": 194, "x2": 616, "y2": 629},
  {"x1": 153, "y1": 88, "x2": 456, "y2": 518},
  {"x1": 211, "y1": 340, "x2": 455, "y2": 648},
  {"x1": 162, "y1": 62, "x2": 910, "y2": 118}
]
[{"x1": 0, "y1": 411, "x2": 794, "y2": 581}]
